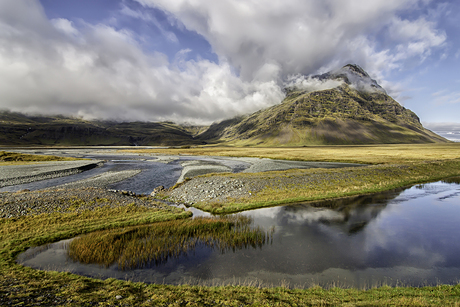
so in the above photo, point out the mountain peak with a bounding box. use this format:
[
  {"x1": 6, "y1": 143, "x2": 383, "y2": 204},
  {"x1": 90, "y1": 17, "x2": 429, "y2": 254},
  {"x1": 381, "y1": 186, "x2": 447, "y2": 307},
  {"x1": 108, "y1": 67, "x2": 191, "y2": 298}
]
[
  {"x1": 339, "y1": 64, "x2": 370, "y2": 78},
  {"x1": 285, "y1": 64, "x2": 386, "y2": 95},
  {"x1": 329, "y1": 64, "x2": 386, "y2": 94}
]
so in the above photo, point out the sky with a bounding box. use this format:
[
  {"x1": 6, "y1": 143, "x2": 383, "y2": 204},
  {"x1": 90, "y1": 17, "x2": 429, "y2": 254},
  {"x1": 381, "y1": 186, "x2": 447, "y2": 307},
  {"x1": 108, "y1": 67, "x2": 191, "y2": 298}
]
[{"x1": 0, "y1": 0, "x2": 459, "y2": 140}]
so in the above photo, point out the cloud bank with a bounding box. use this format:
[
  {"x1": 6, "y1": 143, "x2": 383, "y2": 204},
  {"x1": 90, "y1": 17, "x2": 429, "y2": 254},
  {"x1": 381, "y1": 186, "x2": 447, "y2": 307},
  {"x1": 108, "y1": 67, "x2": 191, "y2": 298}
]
[
  {"x1": 423, "y1": 122, "x2": 460, "y2": 142},
  {"x1": 0, "y1": 0, "x2": 448, "y2": 123}
]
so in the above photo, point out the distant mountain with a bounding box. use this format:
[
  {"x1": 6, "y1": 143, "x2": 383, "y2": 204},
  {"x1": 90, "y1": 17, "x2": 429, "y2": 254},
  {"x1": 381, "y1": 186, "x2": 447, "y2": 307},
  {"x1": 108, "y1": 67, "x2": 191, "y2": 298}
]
[
  {"x1": 0, "y1": 64, "x2": 448, "y2": 146},
  {"x1": 0, "y1": 111, "x2": 201, "y2": 146},
  {"x1": 198, "y1": 64, "x2": 447, "y2": 145}
]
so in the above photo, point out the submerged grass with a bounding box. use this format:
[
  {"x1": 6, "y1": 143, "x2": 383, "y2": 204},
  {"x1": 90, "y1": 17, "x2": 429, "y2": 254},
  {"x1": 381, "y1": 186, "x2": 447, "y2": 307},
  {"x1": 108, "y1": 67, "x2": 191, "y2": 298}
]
[{"x1": 68, "y1": 216, "x2": 272, "y2": 270}]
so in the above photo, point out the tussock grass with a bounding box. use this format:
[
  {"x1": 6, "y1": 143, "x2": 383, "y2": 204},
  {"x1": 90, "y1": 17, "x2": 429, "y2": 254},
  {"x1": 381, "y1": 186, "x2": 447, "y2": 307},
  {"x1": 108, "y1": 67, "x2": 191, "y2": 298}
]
[{"x1": 69, "y1": 216, "x2": 272, "y2": 270}]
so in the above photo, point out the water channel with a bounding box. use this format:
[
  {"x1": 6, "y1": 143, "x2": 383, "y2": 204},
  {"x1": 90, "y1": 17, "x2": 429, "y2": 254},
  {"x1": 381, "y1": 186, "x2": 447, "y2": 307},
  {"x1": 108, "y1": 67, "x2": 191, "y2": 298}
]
[{"x1": 17, "y1": 176, "x2": 460, "y2": 289}]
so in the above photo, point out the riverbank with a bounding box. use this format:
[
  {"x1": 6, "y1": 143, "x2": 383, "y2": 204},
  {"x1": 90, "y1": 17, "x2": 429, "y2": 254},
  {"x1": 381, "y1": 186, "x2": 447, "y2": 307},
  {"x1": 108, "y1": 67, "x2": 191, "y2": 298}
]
[
  {"x1": 0, "y1": 160, "x2": 104, "y2": 188},
  {"x1": 1, "y1": 199, "x2": 460, "y2": 306},
  {"x1": 0, "y1": 186, "x2": 193, "y2": 306},
  {"x1": 167, "y1": 159, "x2": 460, "y2": 214},
  {"x1": 0, "y1": 187, "x2": 173, "y2": 219}
]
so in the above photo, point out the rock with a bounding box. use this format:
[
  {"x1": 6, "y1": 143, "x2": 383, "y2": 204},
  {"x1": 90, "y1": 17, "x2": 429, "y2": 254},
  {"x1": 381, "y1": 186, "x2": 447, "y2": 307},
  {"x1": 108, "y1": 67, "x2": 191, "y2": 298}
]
[
  {"x1": 150, "y1": 185, "x2": 165, "y2": 197},
  {"x1": 14, "y1": 189, "x2": 30, "y2": 194}
]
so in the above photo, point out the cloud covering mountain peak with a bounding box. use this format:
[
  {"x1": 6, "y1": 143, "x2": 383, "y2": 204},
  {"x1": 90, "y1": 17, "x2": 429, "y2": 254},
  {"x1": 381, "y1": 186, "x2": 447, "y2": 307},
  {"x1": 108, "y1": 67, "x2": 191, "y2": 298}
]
[
  {"x1": 285, "y1": 64, "x2": 387, "y2": 95},
  {"x1": 0, "y1": 0, "x2": 450, "y2": 124}
]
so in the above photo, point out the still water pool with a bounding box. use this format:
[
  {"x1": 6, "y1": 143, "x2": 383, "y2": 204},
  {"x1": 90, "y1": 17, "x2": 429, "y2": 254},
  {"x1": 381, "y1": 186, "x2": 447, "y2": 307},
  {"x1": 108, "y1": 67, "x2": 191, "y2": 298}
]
[{"x1": 18, "y1": 178, "x2": 460, "y2": 288}]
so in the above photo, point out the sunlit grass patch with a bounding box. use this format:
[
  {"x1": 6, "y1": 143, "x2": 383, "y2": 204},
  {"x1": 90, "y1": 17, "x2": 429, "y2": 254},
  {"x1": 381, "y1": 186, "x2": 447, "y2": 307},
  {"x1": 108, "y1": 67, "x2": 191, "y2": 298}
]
[{"x1": 68, "y1": 216, "x2": 273, "y2": 270}]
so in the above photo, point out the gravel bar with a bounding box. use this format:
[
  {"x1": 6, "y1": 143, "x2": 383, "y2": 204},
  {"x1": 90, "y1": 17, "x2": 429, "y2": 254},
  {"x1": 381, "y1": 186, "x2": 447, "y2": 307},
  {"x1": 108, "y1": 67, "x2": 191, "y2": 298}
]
[
  {"x1": 169, "y1": 167, "x2": 362, "y2": 205},
  {"x1": 0, "y1": 160, "x2": 103, "y2": 188},
  {"x1": 53, "y1": 169, "x2": 142, "y2": 189},
  {"x1": 0, "y1": 187, "x2": 174, "y2": 219}
]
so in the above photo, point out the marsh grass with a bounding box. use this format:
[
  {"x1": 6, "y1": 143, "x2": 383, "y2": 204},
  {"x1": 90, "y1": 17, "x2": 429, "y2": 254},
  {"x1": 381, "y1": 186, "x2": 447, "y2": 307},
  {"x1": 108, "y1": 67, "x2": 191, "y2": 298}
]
[
  {"x1": 68, "y1": 216, "x2": 272, "y2": 270},
  {"x1": 2, "y1": 199, "x2": 460, "y2": 305}
]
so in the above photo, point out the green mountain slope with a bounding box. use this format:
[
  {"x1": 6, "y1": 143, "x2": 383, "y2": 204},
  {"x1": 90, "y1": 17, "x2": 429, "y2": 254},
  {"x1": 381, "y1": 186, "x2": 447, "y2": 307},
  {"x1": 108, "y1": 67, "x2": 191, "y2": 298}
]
[{"x1": 199, "y1": 65, "x2": 447, "y2": 145}]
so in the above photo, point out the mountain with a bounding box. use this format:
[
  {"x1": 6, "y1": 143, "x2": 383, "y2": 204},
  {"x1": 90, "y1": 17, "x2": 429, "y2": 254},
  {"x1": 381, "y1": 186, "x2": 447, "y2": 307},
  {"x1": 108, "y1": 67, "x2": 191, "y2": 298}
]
[
  {"x1": 199, "y1": 64, "x2": 447, "y2": 145},
  {"x1": 0, "y1": 64, "x2": 448, "y2": 146},
  {"x1": 0, "y1": 111, "x2": 200, "y2": 146}
]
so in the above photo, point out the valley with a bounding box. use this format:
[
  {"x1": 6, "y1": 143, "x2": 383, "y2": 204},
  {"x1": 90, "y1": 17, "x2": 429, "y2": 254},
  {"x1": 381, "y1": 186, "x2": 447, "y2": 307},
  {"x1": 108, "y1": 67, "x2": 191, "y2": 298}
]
[{"x1": 2, "y1": 145, "x2": 460, "y2": 306}]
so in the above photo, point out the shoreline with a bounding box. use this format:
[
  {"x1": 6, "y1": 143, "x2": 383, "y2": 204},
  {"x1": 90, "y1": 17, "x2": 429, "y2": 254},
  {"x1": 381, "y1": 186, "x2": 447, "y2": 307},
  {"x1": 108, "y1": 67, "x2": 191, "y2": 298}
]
[
  {"x1": 167, "y1": 159, "x2": 460, "y2": 214},
  {"x1": 0, "y1": 160, "x2": 103, "y2": 188}
]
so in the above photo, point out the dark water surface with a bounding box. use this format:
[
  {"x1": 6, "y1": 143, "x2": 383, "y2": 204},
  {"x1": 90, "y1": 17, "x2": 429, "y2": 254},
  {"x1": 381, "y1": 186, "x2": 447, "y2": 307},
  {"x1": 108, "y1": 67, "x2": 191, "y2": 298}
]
[{"x1": 18, "y1": 178, "x2": 460, "y2": 288}]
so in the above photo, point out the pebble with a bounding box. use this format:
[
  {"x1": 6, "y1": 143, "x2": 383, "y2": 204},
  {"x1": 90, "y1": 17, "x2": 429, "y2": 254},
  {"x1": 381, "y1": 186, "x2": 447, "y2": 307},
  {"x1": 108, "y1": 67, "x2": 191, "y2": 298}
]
[
  {"x1": 168, "y1": 169, "x2": 362, "y2": 205},
  {"x1": 0, "y1": 187, "x2": 172, "y2": 219}
]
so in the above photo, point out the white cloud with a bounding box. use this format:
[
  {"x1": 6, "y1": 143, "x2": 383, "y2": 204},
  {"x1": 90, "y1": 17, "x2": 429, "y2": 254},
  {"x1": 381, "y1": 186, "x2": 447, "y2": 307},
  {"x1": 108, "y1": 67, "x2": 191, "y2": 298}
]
[
  {"x1": 51, "y1": 18, "x2": 79, "y2": 36},
  {"x1": 284, "y1": 75, "x2": 344, "y2": 93},
  {"x1": 0, "y1": 0, "x2": 450, "y2": 123},
  {"x1": 120, "y1": 3, "x2": 179, "y2": 43},
  {"x1": 389, "y1": 16, "x2": 446, "y2": 61},
  {"x1": 136, "y1": 0, "x2": 446, "y2": 81},
  {"x1": 0, "y1": 0, "x2": 284, "y2": 124}
]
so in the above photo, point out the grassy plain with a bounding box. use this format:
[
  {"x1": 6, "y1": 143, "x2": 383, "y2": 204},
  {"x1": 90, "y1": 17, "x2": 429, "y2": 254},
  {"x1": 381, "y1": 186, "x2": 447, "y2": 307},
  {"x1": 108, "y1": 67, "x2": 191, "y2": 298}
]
[
  {"x1": 193, "y1": 159, "x2": 460, "y2": 214},
  {"x1": 2, "y1": 147, "x2": 460, "y2": 305},
  {"x1": 0, "y1": 151, "x2": 83, "y2": 165},
  {"x1": 125, "y1": 143, "x2": 460, "y2": 164}
]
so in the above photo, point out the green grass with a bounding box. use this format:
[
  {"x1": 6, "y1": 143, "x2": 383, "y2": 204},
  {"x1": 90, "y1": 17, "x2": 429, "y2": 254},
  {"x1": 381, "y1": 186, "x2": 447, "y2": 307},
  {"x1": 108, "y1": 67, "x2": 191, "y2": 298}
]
[
  {"x1": 69, "y1": 216, "x2": 271, "y2": 270},
  {"x1": 2, "y1": 207, "x2": 460, "y2": 306}
]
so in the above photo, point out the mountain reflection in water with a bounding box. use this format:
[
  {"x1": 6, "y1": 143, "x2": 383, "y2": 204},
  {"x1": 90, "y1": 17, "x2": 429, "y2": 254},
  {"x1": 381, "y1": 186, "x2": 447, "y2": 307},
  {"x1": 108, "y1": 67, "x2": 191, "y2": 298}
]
[{"x1": 18, "y1": 178, "x2": 460, "y2": 289}]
